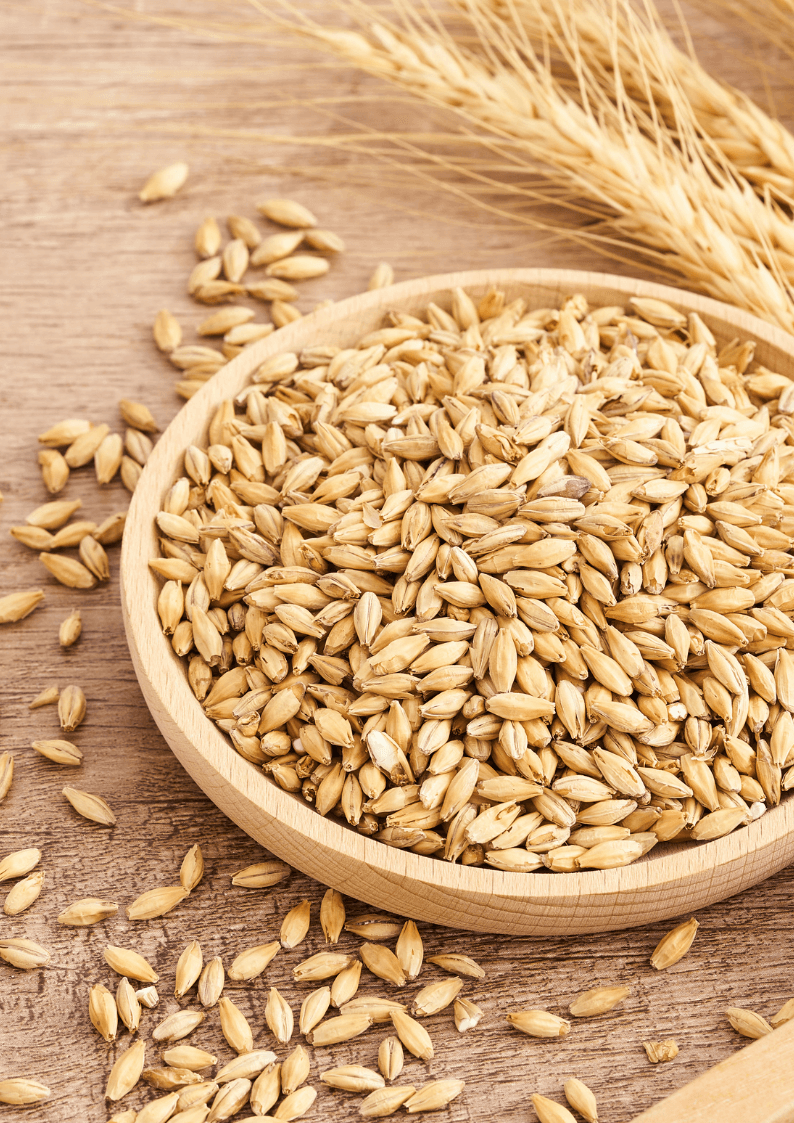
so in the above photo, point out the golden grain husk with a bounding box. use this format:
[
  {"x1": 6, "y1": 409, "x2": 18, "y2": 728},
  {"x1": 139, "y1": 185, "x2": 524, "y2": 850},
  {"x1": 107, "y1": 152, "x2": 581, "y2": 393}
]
[
  {"x1": 175, "y1": 941, "x2": 204, "y2": 997},
  {"x1": 195, "y1": 217, "x2": 221, "y2": 258},
  {"x1": 269, "y1": 1084, "x2": 316, "y2": 1121},
  {"x1": 127, "y1": 885, "x2": 189, "y2": 921},
  {"x1": 104, "y1": 945, "x2": 159, "y2": 983},
  {"x1": 58, "y1": 897, "x2": 119, "y2": 925},
  {"x1": 165, "y1": 1047, "x2": 218, "y2": 1073},
  {"x1": 281, "y1": 899, "x2": 311, "y2": 948},
  {"x1": 256, "y1": 198, "x2": 317, "y2": 227},
  {"x1": 176, "y1": 1080, "x2": 218, "y2": 1111},
  {"x1": 299, "y1": 986, "x2": 331, "y2": 1035},
  {"x1": 136, "y1": 985, "x2": 159, "y2": 1008},
  {"x1": 321, "y1": 1066, "x2": 385, "y2": 1093},
  {"x1": 360, "y1": 943, "x2": 407, "y2": 988},
  {"x1": 215, "y1": 1051, "x2": 276, "y2": 1086},
  {"x1": 154, "y1": 308, "x2": 183, "y2": 352},
  {"x1": 228, "y1": 940, "x2": 280, "y2": 982},
  {"x1": 726, "y1": 1007, "x2": 773, "y2": 1038},
  {"x1": 563, "y1": 1077, "x2": 598, "y2": 1123},
  {"x1": 0, "y1": 1079, "x2": 51, "y2": 1105},
  {"x1": 0, "y1": 847, "x2": 41, "y2": 882},
  {"x1": 140, "y1": 161, "x2": 189, "y2": 203},
  {"x1": 307, "y1": 1013, "x2": 373, "y2": 1047},
  {"x1": 531, "y1": 1093, "x2": 576, "y2": 1123},
  {"x1": 359, "y1": 1085, "x2": 416, "y2": 1117},
  {"x1": 771, "y1": 998, "x2": 794, "y2": 1028},
  {"x1": 320, "y1": 888, "x2": 345, "y2": 943},
  {"x1": 650, "y1": 918, "x2": 699, "y2": 970},
  {"x1": 569, "y1": 985, "x2": 630, "y2": 1017},
  {"x1": 38, "y1": 448, "x2": 70, "y2": 493},
  {"x1": 219, "y1": 995, "x2": 255, "y2": 1054},
  {"x1": 279, "y1": 1045, "x2": 309, "y2": 1098},
  {"x1": 250, "y1": 1062, "x2": 281, "y2": 1116},
  {"x1": 198, "y1": 956, "x2": 225, "y2": 1007},
  {"x1": 117, "y1": 977, "x2": 142, "y2": 1035},
  {"x1": 59, "y1": 608, "x2": 82, "y2": 647},
  {"x1": 29, "y1": 685, "x2": 59, "y2": 709},
  {"x1": 265, "y1": 986, "x2": 294, "y2": 1044},
  {"x1": 390, "y1": 1010, "x2": 433, "y2": 1060},
  {"x1": 231, "y1": 861, "x2": 290, "y2": 888},
  {"x1": 368, "y1": 262, "x2": 394, "y2": 289},
  {"x1": 378, "y1": 1036, "x2": 404, "y2": 1081},
  {"x1": 180, "y1": 844, "x2": 204, "y2": 892},
  {"x1": 106, "y1": 1039, "x2": 146, "y2": 1100},
  {"x1": 0, "y1": 937, "x2": 51, "y2": 970},
  {"x1": 507, "y1": 1010, "x2": 570, "y2": 1038},
  {"x1": 152, "y1": 1010, "x2": 206, "y2": 1043},
  {"x1": 426, "y1": 954, "x2": 484, "y2": 978},
  {"x1": 0, "y1": 589, "x2": 45, "y2": 624},
  {"x1": 411, "y1": 976, "x2": 463, "y2": 1017},
  {"x1": 3, "y1": 871, "x2": 45, "y2": 916},
  {"x1": 137, "y1": 1091, "x2": 183, "y2": 1123},
  {"x1": 90, "y1": 982, "x2": 118, "y2": 1042},
  {"x1": 58, "y1": 684, "x2": 86, "y2": 731},
  {"x1": 643, "y1": 1040, "x2": 679, "y2": 1063},
  {"x1": 63, "y1": 786, "x2": 116, "y2": 827},
  {"x1": 293, "y1": 951, "x2": 355, "y2": 982},
  {"x1": 207, "y1": 1078, "x2": 253, "y2": 1121}
]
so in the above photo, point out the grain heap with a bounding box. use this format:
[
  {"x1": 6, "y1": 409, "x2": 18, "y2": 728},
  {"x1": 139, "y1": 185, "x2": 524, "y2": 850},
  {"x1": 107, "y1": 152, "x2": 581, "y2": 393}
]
[{"x1": 153, "y1": 286, "x2": 794, "y2": 872}]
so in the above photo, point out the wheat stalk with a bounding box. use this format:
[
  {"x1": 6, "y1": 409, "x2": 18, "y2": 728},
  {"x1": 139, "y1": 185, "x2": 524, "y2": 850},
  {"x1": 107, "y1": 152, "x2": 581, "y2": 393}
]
[
  {"x1": 257, "y1": 0, "x2": 794, "y2": 329},
  {"x1": 486, "y1": 0, "x2": 794, "y2": 198}
]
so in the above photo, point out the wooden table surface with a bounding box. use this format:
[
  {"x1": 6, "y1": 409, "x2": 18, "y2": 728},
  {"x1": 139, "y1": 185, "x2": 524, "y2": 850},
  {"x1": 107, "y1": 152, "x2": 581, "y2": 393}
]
[{"x1": 3, "y1": 3, "x2": 794, "y2": 1121}]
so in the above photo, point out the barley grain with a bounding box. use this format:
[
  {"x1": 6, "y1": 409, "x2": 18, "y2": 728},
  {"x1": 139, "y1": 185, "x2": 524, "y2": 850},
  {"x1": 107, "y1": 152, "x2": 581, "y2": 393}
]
[
  {"x1": 198, "y1": 957, "x2": 225, "y2": 1007},
  {"x1": 359, "y1": 1085, "x2": 416, "y2": 1117},
  {"x1": 0, "y1": 937, "x2": 51, "y2": 969},
  {"x1": 90, "y1": 982, "x2": 118, "y2": 1042},
  {"x1": 281, "y1": 1046, "x2": 310, "y2": 1095},
  {"x1": 106, "y1": 1039, "x2": 146, "y2": 1099},
  {"x1": 219, "y1": 995, "x2": 254, "y2": 1054},
  {"x1": 175, "y1": 941, "x2": 203, "y2": 998},
  {"x1": 104, "y1": 945, "x2": 159, "y2": 983},
  {"x1": 256, "y1": 199, "x2": 317, "y2": 227},
  {"x1": 127, "y1": 886, "x2": 189, "y2": 920},
  {"x1": 180, "y1": 844, "x2": 204, "y2": 892},
  {"x1": 265, "y1": 986, "x2": 294, "y2": 1044},
  {"x1": 3, "y1": 870, "x2": 44, "y2": 915},
  {"x1": 643, "y1": 1040, "x2": 679, "y2": 1063},
  {"x1": 58, "y1": 897, "x2": 118, "y2": 925},
  {"x1": 58, "y1": 685, "x2": 86, "y2": 731},
  {"x1": 59, "y1": 609, "x2": 82, "y2": 647},
  {"x1": 650, "y1": 918, "x2": 699, "y2": 970},
  {"x1": 63, "y1": 786, "x2": 116, "y2": 826},
  {"x1": 139, "y1": 162, "x2": 189, "y2": 202},
  {"x1": 215, "y1": 1051, "x2": 275, "y2": 1083},
  {"x1": 0, "y1": 1080, "x2": 51, "y2": 1105},
  {"x1": 0, "y1": 590, "x2": 45, "y2": 623},
  {"x1": 29, "y1": 685, "x2": 59, "y2": 709},
  {"x1": 152, "y1": 1010, "x2": 205, "y2": 1042}
]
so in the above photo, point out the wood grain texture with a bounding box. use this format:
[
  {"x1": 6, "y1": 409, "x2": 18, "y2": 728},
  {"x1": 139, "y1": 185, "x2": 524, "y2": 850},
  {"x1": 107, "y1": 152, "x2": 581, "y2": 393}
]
[
  {"x1": 2, "y1": 2, "x2": 794, "y2": 1121},
  {"x1": 122, "y1": 268, "x2": 794, "y2": 936}
]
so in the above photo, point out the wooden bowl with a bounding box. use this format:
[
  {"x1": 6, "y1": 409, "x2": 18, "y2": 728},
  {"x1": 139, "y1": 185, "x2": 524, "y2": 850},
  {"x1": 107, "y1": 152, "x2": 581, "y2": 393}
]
[{"x1": 121, "y1": 268, "x2": 794, "y2": 935}]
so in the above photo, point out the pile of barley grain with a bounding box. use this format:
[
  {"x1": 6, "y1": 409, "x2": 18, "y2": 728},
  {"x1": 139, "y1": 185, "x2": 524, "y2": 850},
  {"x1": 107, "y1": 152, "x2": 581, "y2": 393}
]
[
  {"x1": 155, "y1": 194, "x2": 391, "y2": 403},
  {"x1": 153, "y1": 283, "x2": 794, "y2": 873}
]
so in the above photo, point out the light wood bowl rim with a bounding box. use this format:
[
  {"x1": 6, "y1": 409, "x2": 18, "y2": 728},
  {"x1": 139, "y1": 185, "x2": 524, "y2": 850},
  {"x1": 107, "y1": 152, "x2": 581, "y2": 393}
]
[{"x1": 121, "y1": 267, "x2": 794, "y2": 933}]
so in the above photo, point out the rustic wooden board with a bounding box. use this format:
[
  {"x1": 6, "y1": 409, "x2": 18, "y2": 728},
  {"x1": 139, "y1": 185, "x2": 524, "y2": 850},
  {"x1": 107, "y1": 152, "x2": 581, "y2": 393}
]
[{"x1": 2, "y1": 2, "x2": 794, "y2": 1121}]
